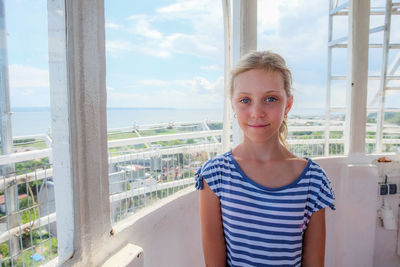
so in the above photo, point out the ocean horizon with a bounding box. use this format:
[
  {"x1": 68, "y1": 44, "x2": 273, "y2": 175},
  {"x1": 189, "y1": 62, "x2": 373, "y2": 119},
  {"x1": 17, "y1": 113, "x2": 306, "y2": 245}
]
[{"x1": 9, "y1": 106, "x2": 326, "y2": 136}]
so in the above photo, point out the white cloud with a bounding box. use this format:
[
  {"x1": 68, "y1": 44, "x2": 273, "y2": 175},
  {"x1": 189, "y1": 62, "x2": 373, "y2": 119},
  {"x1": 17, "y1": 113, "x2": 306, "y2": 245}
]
[
  {"x1": 138, "y1": 44, "x2": 171, "y2": 58},
  {"x1": 159, "y1": 33, "x2": 218, "y2": 57},
  {"x1": 106, "y1": 0, "x2": 223, "y2": 60},
  {"x1": 258, "y1": 0, "x2": 328, "y2": 62},
  {"x1": 106, "y1": 40, "x2": 172, "y2": 59},
  {"x1": 200, "y1": 65, "x2": 220, "y2": 71},
  {"x1": 139, "y1": 80, "x2": 169, "y2": 87},
  {"x1": 108, "y1": 76, "x2": 224, "y2": 108},
  {"x1": 106, "y1": 22, "x2": 123, "y2": 30},
  {"x1": 190, "y1": 76, "x2": 223, "y2": 93},
  {"x1": 106, "y1": 40, "x2": 131, "y2": 56},
  {"x1": 257, "y1": 1, "x2": 280, "y2": 33},
  {"x1": 291, "y1": 82, "x2": 327, "y2": 109},
  {"x1": 9, "y1": 64, "x2": 49, "y2": 88},
  {"x1": 127, "y1": 15, "x2": 163, "y2": 40},
  {"x1": 156, "y1": 1, "x2": 201, "y2": 14}
]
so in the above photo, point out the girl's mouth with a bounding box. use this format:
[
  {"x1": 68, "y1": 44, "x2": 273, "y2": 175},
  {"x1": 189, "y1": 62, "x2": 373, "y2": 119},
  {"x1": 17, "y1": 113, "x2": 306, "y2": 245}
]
[{"x1": 247, "y1": 123, "x2": 270, "y2": 128}]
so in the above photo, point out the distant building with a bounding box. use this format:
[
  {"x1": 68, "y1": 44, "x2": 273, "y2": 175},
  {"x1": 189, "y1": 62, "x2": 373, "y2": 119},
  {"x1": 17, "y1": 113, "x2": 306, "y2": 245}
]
[{"x1": 0, "y1": 194, "x2": 27, "y2": 213}]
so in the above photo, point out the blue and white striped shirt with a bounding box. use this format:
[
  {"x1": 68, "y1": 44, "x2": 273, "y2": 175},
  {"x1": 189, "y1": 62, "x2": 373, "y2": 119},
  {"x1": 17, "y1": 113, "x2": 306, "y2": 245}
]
[{"x1": 195, "y1": 151, "x2": 335, "y2": 267}]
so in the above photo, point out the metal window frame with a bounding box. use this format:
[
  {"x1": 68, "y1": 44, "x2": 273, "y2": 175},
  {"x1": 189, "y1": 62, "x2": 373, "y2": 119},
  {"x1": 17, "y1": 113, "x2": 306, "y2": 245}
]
[{"x1": 326, "y1": 0, "x2": 400, "y2": 155}]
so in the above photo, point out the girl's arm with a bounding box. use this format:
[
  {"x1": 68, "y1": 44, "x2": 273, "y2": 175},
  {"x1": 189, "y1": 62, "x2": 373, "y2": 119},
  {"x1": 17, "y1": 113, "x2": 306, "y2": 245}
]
[
  {"x1": 302, "y1": 208, "x2": 326, "y2": 267},
  {"x1": 199, "y1": 181, "x2": 226, "y2": 267}
]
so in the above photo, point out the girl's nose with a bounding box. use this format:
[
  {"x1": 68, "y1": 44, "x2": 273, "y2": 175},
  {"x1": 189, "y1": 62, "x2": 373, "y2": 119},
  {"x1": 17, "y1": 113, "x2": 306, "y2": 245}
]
[{"x1": 251, "y1": 103, "x2": 265, "y2": 118}]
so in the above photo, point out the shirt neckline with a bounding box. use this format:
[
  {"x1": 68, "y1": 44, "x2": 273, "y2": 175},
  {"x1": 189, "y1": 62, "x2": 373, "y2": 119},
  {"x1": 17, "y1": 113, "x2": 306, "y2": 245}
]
[{"x1": 227, "y1": 151, "x2": 312, "y2": 191}]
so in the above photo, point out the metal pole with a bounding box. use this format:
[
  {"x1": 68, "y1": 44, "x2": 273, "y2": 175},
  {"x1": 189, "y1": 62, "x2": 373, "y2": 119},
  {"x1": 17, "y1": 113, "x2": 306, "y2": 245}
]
[
  {"x1": 0, "y1": 0, "x2": 19, "y2": 257},
  {"x1": 222, "y1": 0, "x2": 232, "y2": 152},
  {"x1": 376, "y1": 0, "x2": 392, "y2": 153},
  {"x1": 325, "y1": 0, "x2": 334, "y2": 156},
  {"x1": 231, "y1": 0, "x2": 257, "y2": 147}
]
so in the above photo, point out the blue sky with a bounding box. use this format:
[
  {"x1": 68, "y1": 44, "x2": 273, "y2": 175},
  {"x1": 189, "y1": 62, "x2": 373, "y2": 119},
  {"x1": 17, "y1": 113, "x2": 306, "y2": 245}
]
[{"x1": 5, "y1": 0, "x2": 400, "y2": 110}]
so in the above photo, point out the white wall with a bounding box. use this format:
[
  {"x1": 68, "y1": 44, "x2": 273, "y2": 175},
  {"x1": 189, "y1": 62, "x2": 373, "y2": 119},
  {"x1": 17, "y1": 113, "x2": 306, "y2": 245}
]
[
  {"x1": 370, "y1": 154, "x2": 400, "y2": 267},
  {"x1": 314, "y1": 157, "x2": 345, "y2": 267},
  {"x1": 111, "y1": 187, "x2": 204, "y2": 267},
  {"x1": 316, "y1": 157, "x2": 379, "y2": 267}
]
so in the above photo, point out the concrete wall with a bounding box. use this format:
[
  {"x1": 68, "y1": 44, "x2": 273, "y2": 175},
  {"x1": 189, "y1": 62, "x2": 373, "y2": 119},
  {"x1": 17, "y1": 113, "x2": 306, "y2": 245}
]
[
  {"x1": 110, "y1": 187, "x2": 204, "y2": 267},
  {"x1": 370, "y1": 154, "x2": 400, "y2": 267},
  {"x1": 315, "y1": 157, "x2": 379, "y2": 267},
  {"x1": 314, "y1": 157, "x2": 346, "y2": 267}
]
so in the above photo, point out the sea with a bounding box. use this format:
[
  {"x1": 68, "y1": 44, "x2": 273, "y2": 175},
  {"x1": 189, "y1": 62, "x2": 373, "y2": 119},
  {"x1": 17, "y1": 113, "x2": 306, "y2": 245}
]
[{"x1": 8, "y1": 107, "x2": 325, "y2": 136}]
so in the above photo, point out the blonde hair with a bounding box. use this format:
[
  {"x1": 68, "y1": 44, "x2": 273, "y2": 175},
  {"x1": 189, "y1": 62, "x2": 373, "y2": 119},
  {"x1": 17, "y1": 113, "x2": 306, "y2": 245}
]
[{"x1": 230, "y1": 51, "x2": 292, "y2": 147}]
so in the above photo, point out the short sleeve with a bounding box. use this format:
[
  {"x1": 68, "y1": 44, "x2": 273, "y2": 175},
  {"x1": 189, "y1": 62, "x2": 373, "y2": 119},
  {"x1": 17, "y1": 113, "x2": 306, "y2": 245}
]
[
  {"x1": 314, "y1": 174, "x2": 335, "y2": 212},
  {"x1": 194, "y1": 158, "x2": 222, "y2": 198},
  {"x1": 308, "y1": 163, "x2": 336, "y2": 213},
  {"x1": 194, "y1": 170, "x2": 204, "y2": 190}
]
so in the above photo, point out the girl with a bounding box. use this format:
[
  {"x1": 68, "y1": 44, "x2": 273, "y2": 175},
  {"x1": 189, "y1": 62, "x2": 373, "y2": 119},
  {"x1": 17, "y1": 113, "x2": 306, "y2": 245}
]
[{"x1": 195, "y1": 51, "x2": 335, "y2": 267}]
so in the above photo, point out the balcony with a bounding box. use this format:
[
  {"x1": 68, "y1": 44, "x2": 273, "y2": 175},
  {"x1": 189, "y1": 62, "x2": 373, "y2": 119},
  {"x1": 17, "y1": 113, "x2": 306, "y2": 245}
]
[{"x1": 1, "y1": 120, "x2": 400, "y2": 266}]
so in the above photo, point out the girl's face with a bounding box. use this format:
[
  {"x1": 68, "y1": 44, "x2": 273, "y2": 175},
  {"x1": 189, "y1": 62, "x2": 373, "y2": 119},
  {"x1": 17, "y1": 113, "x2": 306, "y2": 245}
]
[{"x1": 231, "y1": 69, "x2": 293, "y2": 144}]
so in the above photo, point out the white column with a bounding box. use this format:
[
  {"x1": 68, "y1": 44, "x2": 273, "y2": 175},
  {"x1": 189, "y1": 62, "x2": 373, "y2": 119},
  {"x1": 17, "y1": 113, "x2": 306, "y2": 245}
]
[
  {"x1": 376, "y1": 0, "x2": 392, "y2": 153},
  {"x1": 47, "y1": 0, "x2": 74, "y2": 262},
  {"x1": 0, "y1": 0, "x2": 18, "y2": 256},
  {"x1": 222, "y1": 0, "x2": 232, "y2": 152},
  {"x1": 324, "y1": 0, "x2": 334, "y2": 157},
  {"x1": 231, "y1": 0, "x2": 257, "y2": 147},
  {"x1": 344, "y1": 0, "x2": 370, "y2": 158}
]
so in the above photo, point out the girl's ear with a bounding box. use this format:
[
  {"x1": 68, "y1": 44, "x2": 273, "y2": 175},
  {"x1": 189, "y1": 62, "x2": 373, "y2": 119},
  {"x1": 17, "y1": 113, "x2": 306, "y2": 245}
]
[{"x1": 285, "y1": 95, "x2": 294, "y2": 114}]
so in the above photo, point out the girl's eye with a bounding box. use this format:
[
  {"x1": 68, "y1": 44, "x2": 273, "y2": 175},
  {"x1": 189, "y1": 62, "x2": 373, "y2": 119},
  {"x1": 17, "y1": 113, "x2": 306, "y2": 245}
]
[
  {"x1": 265, "y1": 96, "x2": 278, "y2": 102},
  {"x1": 240, "y1": 98, "x2": 250, "y2": 104}
]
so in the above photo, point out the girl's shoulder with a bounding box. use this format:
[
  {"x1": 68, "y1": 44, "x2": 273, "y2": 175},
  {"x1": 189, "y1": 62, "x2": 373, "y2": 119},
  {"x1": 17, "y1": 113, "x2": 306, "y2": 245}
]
[
  {"x1": 283, "y1": 156, "x2": 332, "y2": 190},
  {"x1": 305, "y1": 158, "x2": 330, "y2": 179},
  {"x1": 198, "y1": 151, "x2": 233, "y2": 173},
  {"x1": 195, "y1": 151, "x2": 234, "y2": 191}
]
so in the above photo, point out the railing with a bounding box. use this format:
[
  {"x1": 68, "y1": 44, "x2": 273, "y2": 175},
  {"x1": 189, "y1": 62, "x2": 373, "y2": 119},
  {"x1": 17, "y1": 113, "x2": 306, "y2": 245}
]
[
  {"x1": 0, "y1": 121, "x2": 224, "y2": 266},
  {"x1": 0, "y1": 134, "x2": 54, "y2": 266},
  {"x1": 107, "y1": 129, "x2": 223, "y2": 223},
  {"x1": 0, "y1": 120, "x2": 400, "y2": 265},
  {"x1": 288, "y1": 123, "x2": 400, "y2": 156}
]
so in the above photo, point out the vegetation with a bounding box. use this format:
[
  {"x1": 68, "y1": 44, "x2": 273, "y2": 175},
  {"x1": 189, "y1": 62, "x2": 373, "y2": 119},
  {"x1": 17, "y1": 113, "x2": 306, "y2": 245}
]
[
  {"x1": 290, "y1": 131, "x2": 324, "y2": 139},
  {"x1": 0, "y1": 242, "x2": 9, "y2": 259},
  {"x1": 15, "y1": 158, "x2": 50, "y2": 175},
  {"x1": 0, "y1": 230, "x2": 57, "y2": 266},
  {"x1": 107, "y1": 131, "x2": 138, "y2": 140},
  {"x1": 329, "y1": 131, "x2": 342, "y2": 138},
  {"x1": 207, "y1": 122, "x2": 223, "y2": 130},
  {"x1": 14, "y1": 140, "x2": 47, "y2": 150},
  {"x1": 0, "y1": 139, "x2": 47, "y2": 154},
  {"x1": 19, "y1": 196, "x2": 40, "y2": 224},
  {"x1": 367, "y1": 111, "x2": 400, "y2": 125}
]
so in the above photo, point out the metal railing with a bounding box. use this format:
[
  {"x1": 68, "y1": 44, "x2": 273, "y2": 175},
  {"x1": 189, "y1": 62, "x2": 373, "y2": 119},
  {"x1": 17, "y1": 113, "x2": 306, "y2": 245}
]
[
  {"x1": 107, "y1": 127, "x2": 223, "y2": 224},
  {"x1": 0, "y1": 135, "x2": 55, "y2": 267}
]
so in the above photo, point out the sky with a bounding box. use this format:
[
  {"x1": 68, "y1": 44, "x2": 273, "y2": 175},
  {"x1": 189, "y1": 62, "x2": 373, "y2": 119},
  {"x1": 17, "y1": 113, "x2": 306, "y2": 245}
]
[{"x1": 5, "y1": 0, "x2": 400, "y2": 111}]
